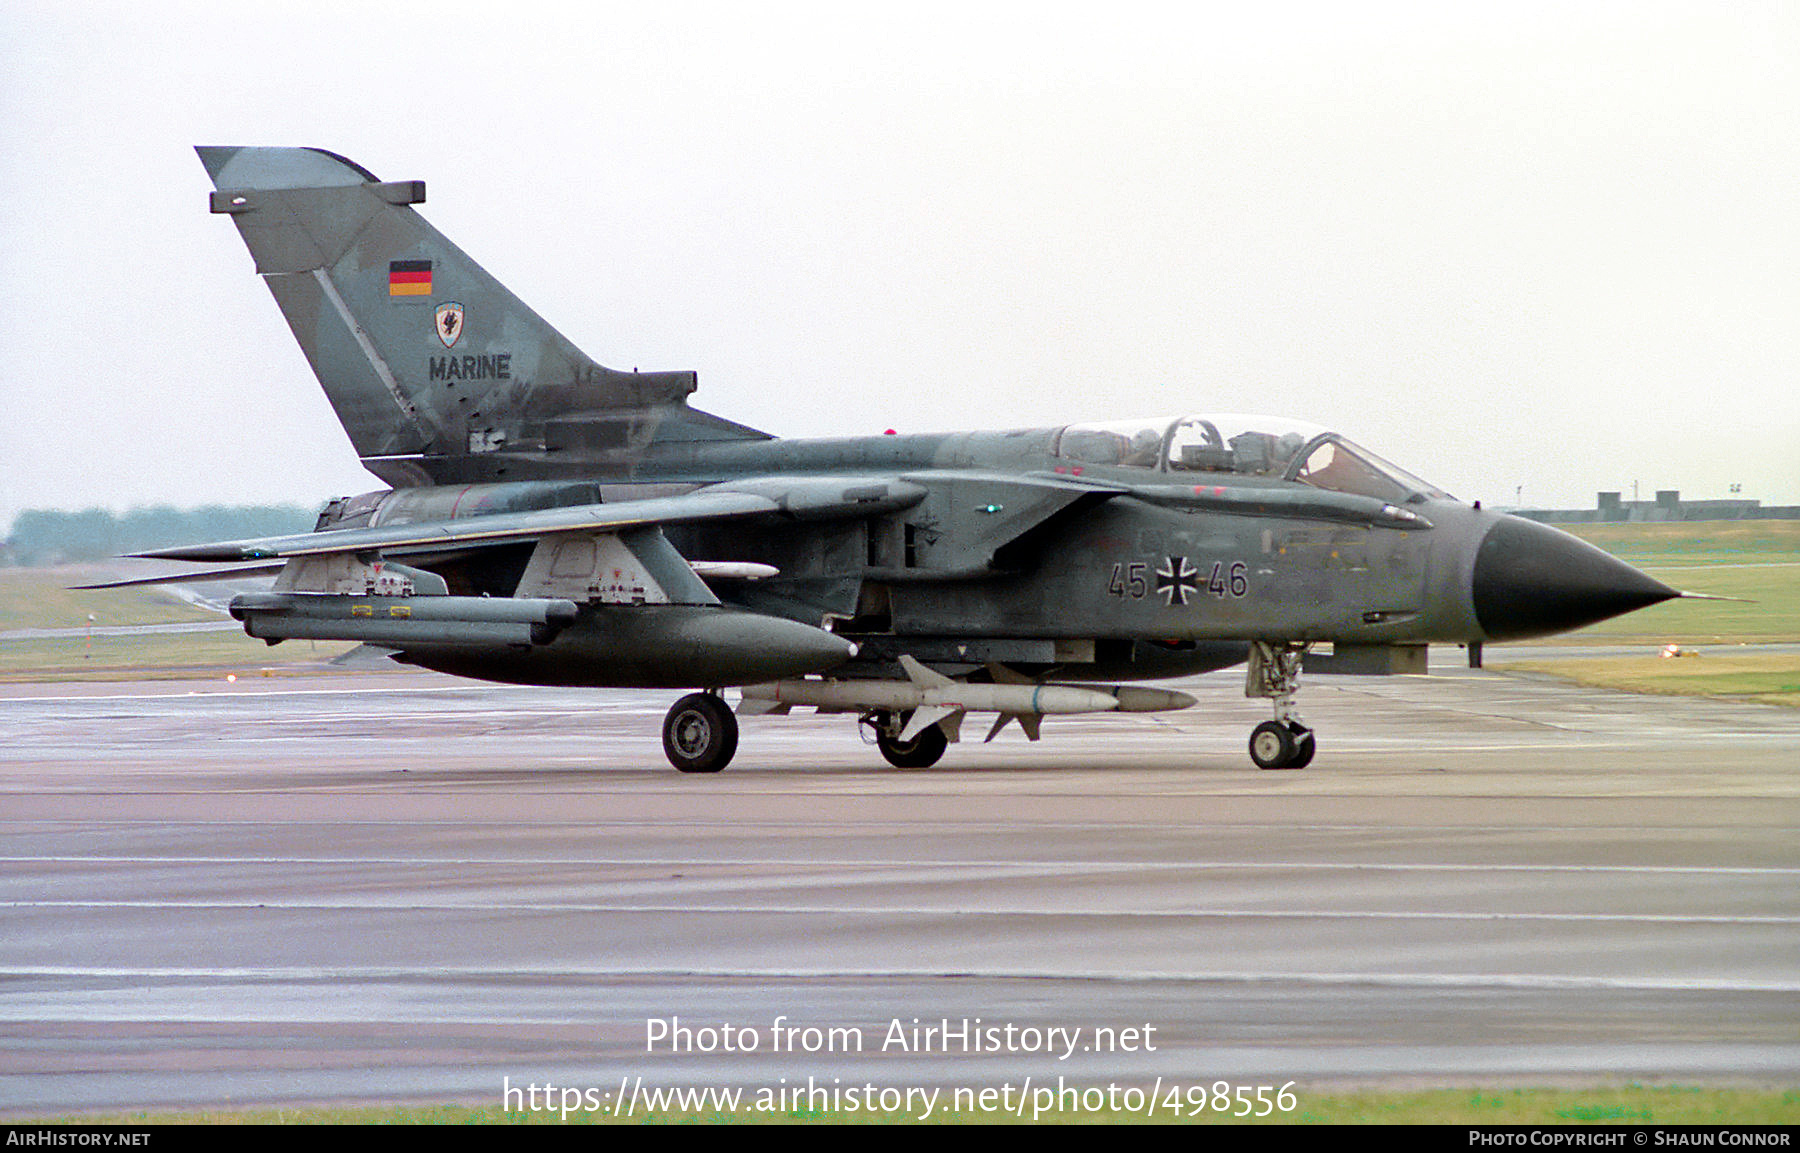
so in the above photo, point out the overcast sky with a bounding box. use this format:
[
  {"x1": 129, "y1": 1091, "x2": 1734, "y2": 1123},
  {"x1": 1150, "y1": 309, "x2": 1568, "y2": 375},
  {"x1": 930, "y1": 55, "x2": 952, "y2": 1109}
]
[{"x1": 2, "y1": 1, "x2": 1795, "y2": 529}]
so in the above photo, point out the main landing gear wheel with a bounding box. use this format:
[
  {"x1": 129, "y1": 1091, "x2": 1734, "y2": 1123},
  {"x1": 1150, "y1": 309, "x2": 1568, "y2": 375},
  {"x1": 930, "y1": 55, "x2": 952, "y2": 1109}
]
[
  {"x1": 872, "y1": 712, "x2": 948, "y2": 768},
  {"x1": 1249, "y1": 720, "x2": 1315, "y2": 770},
  {"x1": 663, "y1": 692, "x2": 738, "y2": 773}
]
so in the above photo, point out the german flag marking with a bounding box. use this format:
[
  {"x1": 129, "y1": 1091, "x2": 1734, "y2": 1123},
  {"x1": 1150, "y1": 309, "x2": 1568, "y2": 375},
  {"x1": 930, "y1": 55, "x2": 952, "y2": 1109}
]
[{"x1": 388, "y1": 259, "x2": 432, "y2": 296}]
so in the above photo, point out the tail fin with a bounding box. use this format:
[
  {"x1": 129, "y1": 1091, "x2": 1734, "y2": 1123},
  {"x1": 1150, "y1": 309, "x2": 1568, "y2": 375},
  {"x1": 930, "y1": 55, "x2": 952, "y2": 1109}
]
[{"x1": 197, "y1": 146, "x2": 765, "y2": 485}]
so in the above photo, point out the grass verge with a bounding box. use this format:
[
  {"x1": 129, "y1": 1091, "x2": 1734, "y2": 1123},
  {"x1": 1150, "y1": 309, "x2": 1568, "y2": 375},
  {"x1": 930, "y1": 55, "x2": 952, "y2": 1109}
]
[
  {"x1": 1493, "y1": 652, "x2": 1800, "y2": 707},
  {"x1": 1558, "y1": 520, "x2": 1800, "y2": 568},
  {"x1": 0, "y1": 629, "x2": 355, "y2": 681},
  {"x1": 0, "y1": 567, "x2": 224, "y2": 631}
]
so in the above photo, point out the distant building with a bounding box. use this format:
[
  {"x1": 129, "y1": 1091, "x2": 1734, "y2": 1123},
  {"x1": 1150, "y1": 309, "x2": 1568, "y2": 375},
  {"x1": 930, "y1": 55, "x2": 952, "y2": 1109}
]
[{"x1": 1519, "y1": 490, "x2": 1800, "y2": 524}]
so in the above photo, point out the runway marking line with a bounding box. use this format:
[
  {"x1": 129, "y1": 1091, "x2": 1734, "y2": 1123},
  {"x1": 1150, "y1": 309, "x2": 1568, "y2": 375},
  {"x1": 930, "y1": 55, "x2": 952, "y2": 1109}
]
[
  {"x1": 5, "y1": 965, "x2": 1799, "y2": 995},
  {"x1": 4, "y1": 856, "x2": 1796, "y2": 874},
  {"x1": 6, "y1": 899, "x2": 1796, "y2": 924}
]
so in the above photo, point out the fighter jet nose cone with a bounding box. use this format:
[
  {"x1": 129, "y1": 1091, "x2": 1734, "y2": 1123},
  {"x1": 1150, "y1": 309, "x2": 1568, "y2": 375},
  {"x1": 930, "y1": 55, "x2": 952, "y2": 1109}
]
[{"x1": 1472, "y1": 516, "x2": 1679, "y2": 641}]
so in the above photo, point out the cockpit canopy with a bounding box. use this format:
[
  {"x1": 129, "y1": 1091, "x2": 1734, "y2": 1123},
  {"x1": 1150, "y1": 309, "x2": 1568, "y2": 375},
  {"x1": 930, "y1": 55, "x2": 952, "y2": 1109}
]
[{"x1": 1053, "y1": 414, "x2": 1451, "y2": 504}]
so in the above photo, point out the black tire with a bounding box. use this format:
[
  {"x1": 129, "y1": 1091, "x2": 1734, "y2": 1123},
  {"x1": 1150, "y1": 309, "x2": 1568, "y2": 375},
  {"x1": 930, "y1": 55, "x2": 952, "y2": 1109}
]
[
  {"x1": 876, "y1": 721, "x2": 948, "y2": 768},
  {"x1": 1249, "y1": 720, "x2": 1298, "y2": 770},
  {"x1": 663, "y1": 692, "x2": 738, "y2": 773},
  {"x1": 1285, "y1": 724, "x2": 1316, "y2": 769}
]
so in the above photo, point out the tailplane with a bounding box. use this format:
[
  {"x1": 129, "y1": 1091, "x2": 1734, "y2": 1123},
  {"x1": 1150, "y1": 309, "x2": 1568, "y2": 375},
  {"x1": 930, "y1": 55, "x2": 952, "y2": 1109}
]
[{"x1": 197, "y1": 146, "x2": 765, "y2": 485}]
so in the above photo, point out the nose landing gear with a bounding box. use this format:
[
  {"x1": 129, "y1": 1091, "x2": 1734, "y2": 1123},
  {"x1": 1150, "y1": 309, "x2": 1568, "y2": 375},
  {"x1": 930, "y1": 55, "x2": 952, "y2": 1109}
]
[
  {"x1": 1249, "y1": 719, "x2": 1316, "y2": 770},
  {"x1": 1246, "y1": 641, "x2": 1315, "y2": 770}
]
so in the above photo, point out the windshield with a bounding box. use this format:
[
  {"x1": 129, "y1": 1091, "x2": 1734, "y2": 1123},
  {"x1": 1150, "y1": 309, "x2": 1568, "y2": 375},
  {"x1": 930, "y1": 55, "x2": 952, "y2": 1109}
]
[
  {"x1": 1053, "y1": 414, "x2": 1451, "y2": 501},
  {"x1": 1287, "y1": 437, "x2": 1450, "y2": 503}
]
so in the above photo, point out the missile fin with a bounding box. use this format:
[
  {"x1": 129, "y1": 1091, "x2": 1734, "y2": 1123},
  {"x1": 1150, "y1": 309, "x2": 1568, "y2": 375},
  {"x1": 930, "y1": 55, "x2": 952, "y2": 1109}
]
[
  {"x1": 898, "y1": 654, "x2": 956, "y2": 690},
  {"x1": 898, "y1": 705, "x2": 959, "y2": 743}
]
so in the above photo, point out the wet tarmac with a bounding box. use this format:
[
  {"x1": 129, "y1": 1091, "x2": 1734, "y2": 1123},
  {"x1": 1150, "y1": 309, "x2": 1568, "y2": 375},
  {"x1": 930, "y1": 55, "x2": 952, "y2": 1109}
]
[{"x1": 1, "y1": 655, "x2": 1796, "y2": 1115}]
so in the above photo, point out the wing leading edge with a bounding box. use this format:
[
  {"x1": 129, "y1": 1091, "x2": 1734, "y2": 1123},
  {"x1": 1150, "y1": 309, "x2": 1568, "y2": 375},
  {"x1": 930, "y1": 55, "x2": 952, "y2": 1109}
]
[
  {"x1": 134, "y1": 491, "x2": 776, "y2": 563},
  {"x1": 133, "y1": 477, "x2": 930, "y2": 564}
]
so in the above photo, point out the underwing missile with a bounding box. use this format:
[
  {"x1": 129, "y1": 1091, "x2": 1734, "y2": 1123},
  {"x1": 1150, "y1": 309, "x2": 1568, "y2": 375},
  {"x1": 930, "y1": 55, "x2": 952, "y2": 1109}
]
[{"x1": 740, "y1": 655, "x2": 1197, "y2": 735}]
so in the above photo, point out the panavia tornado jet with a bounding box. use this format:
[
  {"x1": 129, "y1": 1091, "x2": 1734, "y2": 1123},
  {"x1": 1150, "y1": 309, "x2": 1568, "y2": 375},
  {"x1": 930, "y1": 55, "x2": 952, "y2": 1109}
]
[{"x1": 127, "y1": 146, "x2": 1681, "y2": 772}]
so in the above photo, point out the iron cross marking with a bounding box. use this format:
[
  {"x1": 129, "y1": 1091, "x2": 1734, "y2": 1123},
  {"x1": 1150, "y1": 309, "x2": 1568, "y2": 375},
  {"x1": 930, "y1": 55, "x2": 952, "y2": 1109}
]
[{"x1": 1155, "y1": 556, "x2": 1200, "y2": 606}]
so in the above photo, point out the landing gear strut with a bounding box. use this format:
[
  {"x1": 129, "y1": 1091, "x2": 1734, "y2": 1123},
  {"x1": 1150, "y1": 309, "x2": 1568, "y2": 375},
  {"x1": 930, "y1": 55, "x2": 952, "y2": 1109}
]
[
  {"x1": 1245, "y1": 641, "x2": 1315, "y2": 770},
  {"x1": 663, "y1": 692, "x2": 738, "y2": 773},
  {"x1": 863, "y1": 710, "x2": 949, "y2": 768}
]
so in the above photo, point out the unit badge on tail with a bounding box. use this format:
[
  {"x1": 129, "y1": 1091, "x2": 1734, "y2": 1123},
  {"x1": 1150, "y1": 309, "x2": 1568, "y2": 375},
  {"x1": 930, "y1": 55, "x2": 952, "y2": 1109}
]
[{"x1": 435, "y1": 302, "x2": 464, "y2": 348}]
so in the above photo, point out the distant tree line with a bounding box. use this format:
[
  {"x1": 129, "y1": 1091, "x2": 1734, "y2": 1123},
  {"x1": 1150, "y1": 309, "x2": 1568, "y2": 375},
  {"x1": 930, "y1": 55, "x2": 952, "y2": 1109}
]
[{"x1": 1, "y1": 505, "x2": 320, "y2": 566}]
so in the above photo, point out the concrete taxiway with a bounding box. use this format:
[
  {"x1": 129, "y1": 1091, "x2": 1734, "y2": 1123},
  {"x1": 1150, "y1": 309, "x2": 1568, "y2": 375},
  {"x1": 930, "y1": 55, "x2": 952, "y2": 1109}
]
[{"x1": 0, "y1": 655, "x2": 1796, "y2": 1115}]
